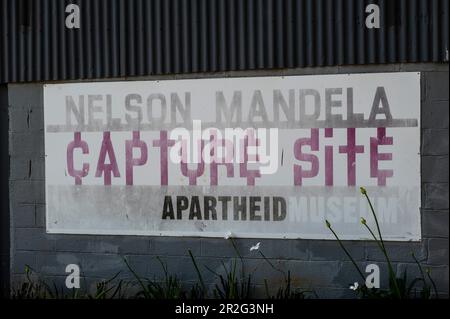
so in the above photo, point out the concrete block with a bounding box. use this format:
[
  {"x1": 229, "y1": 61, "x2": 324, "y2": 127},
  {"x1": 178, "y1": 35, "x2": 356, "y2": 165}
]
[
  {"x1": 80, "y1": 253, "x2": 125, "y2": 278},
  {"x1": 397, "y1": 263, "x2": 449, "y2": 293},
  {"x1": 8, "y1": 84, "x2": 43, "y2": 108},
  {"x1": 9, "y1": 157, "x2": 31, "y2": 180},
  {"x1": 244, "y1": 259, "x2": 343, "y2": 288},
  {"x1": 9, "y1": 132, "x2": 44, "y2": 156},
  {"x1": 13, "y1": 251, "x2": 37, "y2": 274},
  {"x1": 9, "y1": 180, "x2": 45, "y2": 204},
  {"x1": 422, "y1": 100, "x2": 449, "y2": 129},
  {"x1": 150, "y1": 237, "x2": 201, "y2": 257},
  {"x1": 425, "y1": 72, "x2": 449, "y2": 101},
  {"x1": 309, "y1": 240, "x2": 365, "y2": 261},
  {"x1": 141, "y1": 255, "x2": 201, "y2": 282},
  {"x1": 9, "y1": 106, "x2": 44, "y2": 133},
  {"x1": 14, "y1": 227, "x2": 55, "y2": 251},
  {"x1": 54, "y1": 235, "x2": 150, "y2": 255},
  {"x1": 34, "y1": 204, "x2": 46, "y2": 227},
  {"x1": 421, "y1": 129, "x2": 449, "y2": 156},
  {"x1": 421, "y1": 210, "x2": 449, "y2": 238},
  {"x1": 122, "y1": 255, "x2": 152, "y2": 279},
  {"x1": 200, "y1": 238, "x2": 309, "y2": 260},
  {"x1": 36, "y1": 252, "x2": 81, "y2": 276},
  {"x1": 424, "y1": 183, "x2": 449, "y2": 210},
  {"x1": 365, "y1": 241, "x2": 427, "y2": 262},
  {"x1": 427, "y1": 238, "x2": 449, "y2": 265},
  {"x1": 13, "y1": 203, "x2": 36, "y2": 227},
  {"x1": 421, "y1": 156, "x2": 449, "y2": 183}
]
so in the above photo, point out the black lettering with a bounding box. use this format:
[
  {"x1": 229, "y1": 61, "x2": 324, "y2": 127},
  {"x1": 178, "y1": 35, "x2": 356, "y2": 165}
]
[
  {"x1": 273, "y1": 197, "x2": 287, "y2": 221},
  {"x1": 249, "y1": 196, "x2": 262, "y2": 221},
  {"x1": 189, "y1": 196, "x2": 202, "y2": 220},
  {"x1": 162, "y1": 196, "x2": 174, "y2": 219},
  {"x1": 218, "y1": 196, "x2": 231, "y2": 220},
  {"x1": 204, "y1": 196, "x2": 217, "y2": 220},
  {"x1": 177, "y1": 196, "x2": 189, "y2": 220}
]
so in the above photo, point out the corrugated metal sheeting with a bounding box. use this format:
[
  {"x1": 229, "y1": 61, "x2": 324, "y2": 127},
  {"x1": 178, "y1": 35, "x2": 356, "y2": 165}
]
[{"x1": 0, "y1": 0, "x2": 448, "y2": 83}]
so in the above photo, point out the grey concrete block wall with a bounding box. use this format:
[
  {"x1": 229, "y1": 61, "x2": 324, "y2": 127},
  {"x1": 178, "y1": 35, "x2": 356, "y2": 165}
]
[
  {"x1": 7, "y1": 64, "x2": 449, "y2": 298},
  {"x1": 1, "y1": 85, "x2": 10, "y2": 296}
]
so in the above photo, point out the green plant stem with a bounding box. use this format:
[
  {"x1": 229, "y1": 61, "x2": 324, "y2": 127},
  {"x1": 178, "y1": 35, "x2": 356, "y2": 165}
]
[
  {"x1": 426, "y1": 271, "x2": 439, "y2": 299},
  {"x1": 363, "y1": 192, "x2": 401, "y2": 298},
  {"x1": 229, "y1": 237, "x2": 245, "y2": 280},
  {"x1": 362, "y1": 222, "x2": 400, "y2": 297},
  {"x1": 188, "y1": 249, "x2": 206, "y2": 295},
  {"x1": 327, "y1": 224, "x2": 366, "y2": 282},
  {"x1": 411, "y1": 253, "x2": 439, "y2": 299},
  {"x1": 123, "y1": 257, "x2": 150, "y2": 298},
  {"x1": 259, "y1": 251, "x2": 287, "y2": 282},
  {"x1": 362, "y1": 223, "x2": 383, "y2": 251},
  {"x1": 412, "y1": 253, "x2": 427, "y2": 284}
]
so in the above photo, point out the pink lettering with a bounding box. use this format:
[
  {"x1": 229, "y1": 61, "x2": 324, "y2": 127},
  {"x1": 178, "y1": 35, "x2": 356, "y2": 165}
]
[
  {"x1": 180, "y1": 140, "x2": 205, "y2": 185},
  {"x1": 125, "y1": 131, "x2": 148, "y2": 185},
  {"x1": 293, "y1": 128, "x2": 319, "y2": 185},
  {"x1": 95, "y1": 131, "x2": 120, "y2": 185},
  {"x1": 153, "y1": 131, "x2": 175, "y2": 185},
  {"x1": 370, "y1": 127, "x2": 393, "y2": 186},
  {"x1": 324, "y1": 128, "x2": 333, "y2": 186},
  {"x1": 209, "y1": 132, "x2": 234, "y2": 186},
  {"x1": 67, "y1": 132, "x2": 89, "y2": 185},
  {"x1": 339, "y1": 128, "x2": 364, "y2": 186},
  {"x1": 239, "y1": 130, "x2": 261, "y2": 186}
]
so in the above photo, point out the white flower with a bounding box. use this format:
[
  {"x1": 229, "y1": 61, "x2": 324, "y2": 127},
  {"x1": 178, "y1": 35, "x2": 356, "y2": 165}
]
[
  {"x1": 349, "y1": 282, "x2": 359, "y2": 291},
  {"x1": 250, "y1": 242, "x2": 261, "y2": 251},
  {"x1": 224, "y1": 231, "x2": 233, "y2": 240}
]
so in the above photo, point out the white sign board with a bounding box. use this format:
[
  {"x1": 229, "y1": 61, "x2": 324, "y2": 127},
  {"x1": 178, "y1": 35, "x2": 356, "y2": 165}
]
[{"x1": 44, "y1": 72, "x2": 421, "y2": 240}]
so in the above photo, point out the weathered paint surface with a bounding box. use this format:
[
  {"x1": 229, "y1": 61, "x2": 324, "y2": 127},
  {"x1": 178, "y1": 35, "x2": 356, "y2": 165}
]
[{"x1": 43, "y1": 73, "x2": 420, "y2": 240}]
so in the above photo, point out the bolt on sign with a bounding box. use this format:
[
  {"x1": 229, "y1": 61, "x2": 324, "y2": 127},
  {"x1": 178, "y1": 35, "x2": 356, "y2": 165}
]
[{"x1": 44, "y1": 72, "x2": 421, "y2": 240}]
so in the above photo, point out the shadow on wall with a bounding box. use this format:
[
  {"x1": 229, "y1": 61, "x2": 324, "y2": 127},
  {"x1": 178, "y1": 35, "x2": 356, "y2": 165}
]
[{"x1": 0, "y1": 85, "x2": 10, "y2": 297}]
